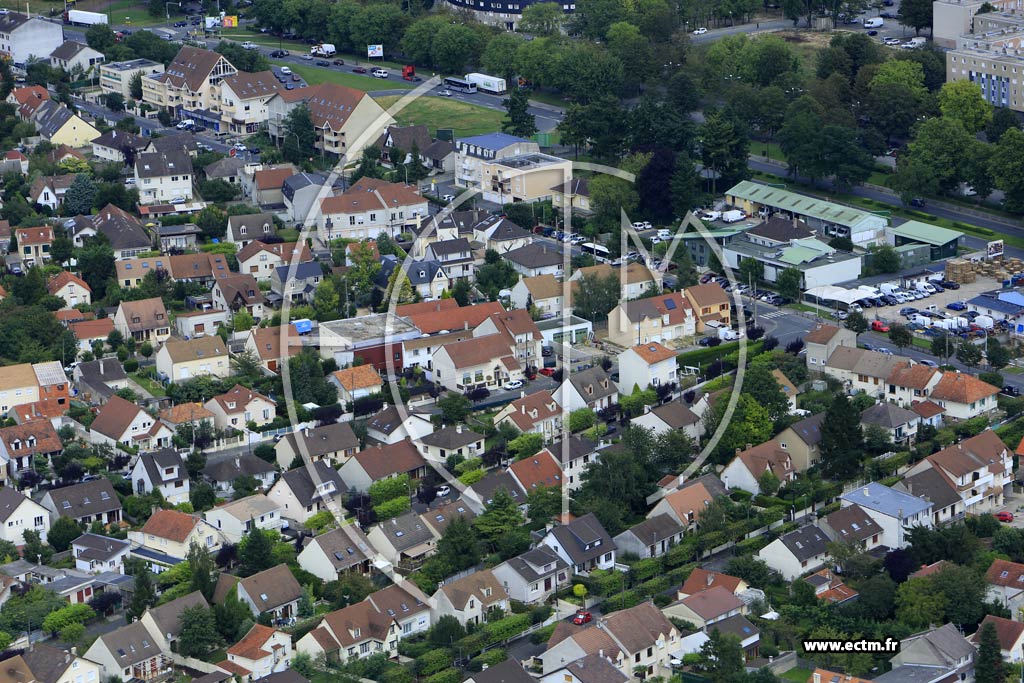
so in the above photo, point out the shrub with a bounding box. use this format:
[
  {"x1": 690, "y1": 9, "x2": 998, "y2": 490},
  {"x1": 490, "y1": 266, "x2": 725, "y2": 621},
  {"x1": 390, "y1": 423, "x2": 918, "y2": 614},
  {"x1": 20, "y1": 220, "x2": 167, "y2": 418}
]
[
  {"x1": 416, "y1": 648, "x2": 453, "y2": 677},
  {"x1": 425, "y1": 669, "x2": 461, "y2": 683}
]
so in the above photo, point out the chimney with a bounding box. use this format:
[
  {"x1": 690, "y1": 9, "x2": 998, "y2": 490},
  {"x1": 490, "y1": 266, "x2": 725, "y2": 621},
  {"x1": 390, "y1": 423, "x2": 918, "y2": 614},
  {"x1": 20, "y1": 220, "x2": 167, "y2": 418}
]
[
  {"x1": 814, "y1": 675, "x2": 821, "y2": 683},
  {"x1": 456, "y1": 424, "x2": 462, "y2": 434},
  {"x1": 377, "y1": 443, "x2": 383, "y2": 450},
  {"x1": 64, "y1": 653, "x2": 70, "y2": 664},
  {"x1": 706, "y1": 572, "x2": 714, "y2": 586},
  {"x1": 304, "y1": 427, "x2": 310, "y2": 437},
  {"x1": 464, "y1": 321, "x2": 469, "y2": 330},
  {"x1": 746, "y1": 444, "x2": 752, "y2": 450},
  {"x1": 521, "y1": 403, "x2": 526, "y2": 415},
  {"x1": 898, "y1": 507, "x2": 903, "y2": 518},
  {"x1": 862, "y1": 487, "x2": 869, "y2": 496},
  {"x1": 520, "y1": 390, "x2": 526, "y2": 399}
]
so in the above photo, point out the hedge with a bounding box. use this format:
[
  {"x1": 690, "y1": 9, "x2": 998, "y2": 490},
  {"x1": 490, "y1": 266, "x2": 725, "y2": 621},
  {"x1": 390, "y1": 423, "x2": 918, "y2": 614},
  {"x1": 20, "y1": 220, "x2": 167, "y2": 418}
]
[
  {"x1": 734, "y1": 535, "x2": 772, "y2": 554},
  {"x1": 953, "y1": 221, "x2": 995, "y2": 237},
  {"x1": 906, "y1": 210, "x2": 938, "y2": 221},
  {"x1": 531, "y1": 623, "x2": 558, "y2": 644},
  {"x1": 425, "y1": 669, "x2": 461, "y2": 683},
  {"x1": 416, "y1": 648, "x2": 454, "y2": 677},
  {"x1": 468, "y1": 649, "x2": 507, "y2": 672}
]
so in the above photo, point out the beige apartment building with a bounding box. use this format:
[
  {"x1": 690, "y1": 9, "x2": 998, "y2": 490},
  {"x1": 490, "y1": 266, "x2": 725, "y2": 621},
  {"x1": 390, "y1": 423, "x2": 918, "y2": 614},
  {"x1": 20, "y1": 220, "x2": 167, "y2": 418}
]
[
  {"x1": 219, "y1": 70, "x2": 282, "y2": 135},
  {"x1": 142, "y1": 46, "x2": 237, "y2": 128},
  {"x1": 100, "y1": 59, "x2": 164, "y2": 99},
  {"x1": 943, "y1": 2, "x2": 1024, "y2": 111},
  {"x1": 266, "y1": 83, "x2": 393, "y2": 159},
  {"x1": 934, "y1": 0, "x2": 1018, "y2": 47},
  {"x1": 479, "y1": 153, "x2": 571, "y2": 205}
]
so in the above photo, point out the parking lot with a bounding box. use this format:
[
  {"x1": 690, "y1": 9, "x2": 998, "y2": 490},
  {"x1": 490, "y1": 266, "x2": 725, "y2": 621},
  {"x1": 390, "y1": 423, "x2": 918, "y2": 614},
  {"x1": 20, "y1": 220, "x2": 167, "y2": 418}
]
[{"x1": 861, "y1": 276, "x2": 999, "y2": 326}]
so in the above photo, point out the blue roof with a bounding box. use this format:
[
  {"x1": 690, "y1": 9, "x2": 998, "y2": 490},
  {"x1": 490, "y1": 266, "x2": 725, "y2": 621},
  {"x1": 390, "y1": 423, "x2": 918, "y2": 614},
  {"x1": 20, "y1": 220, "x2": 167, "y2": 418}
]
[
  {"x1": 998, "y1": 291, "x2": 1024, "y2": 307},
  {"x1": 274, "y1": 261, "x2": 323, "y2": 281},
  {"x1": 131, "y1": 546, "x2": 182, "y2": 566},
  {"x1": 457, "y1": 132, "x2": 531, "y2": 151},
  {"x1": 841, "y1": 482, "x2": 931, "y2": 519},
  {"x1": 967, "y1": 295, "x2": 1023, "y2": 314},
  {"x1": 291, "y1": 319, "x2": 313, "y2": 334}
]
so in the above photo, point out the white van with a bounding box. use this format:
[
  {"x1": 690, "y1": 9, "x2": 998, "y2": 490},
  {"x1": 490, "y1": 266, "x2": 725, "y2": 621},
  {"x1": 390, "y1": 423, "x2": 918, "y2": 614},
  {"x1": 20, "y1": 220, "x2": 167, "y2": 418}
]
[
  {"x1": 656, "y1": 228, "x2": 672, "y2": 239},
  {"x1": 280, "y1": 66, "x2": 292, "y2": 75},
  {"x1": 902, "y1": 37, "x2": 926, "y2": 49},
  {"x1": 372, "y1": 68, "x2": 389, "y2": 78},
  {"x1": 863, "y1": 17, "x2": 884, "y2": 28},
  {"x1": 176, "y1": 119, "x2": 195, "y2": 130}
]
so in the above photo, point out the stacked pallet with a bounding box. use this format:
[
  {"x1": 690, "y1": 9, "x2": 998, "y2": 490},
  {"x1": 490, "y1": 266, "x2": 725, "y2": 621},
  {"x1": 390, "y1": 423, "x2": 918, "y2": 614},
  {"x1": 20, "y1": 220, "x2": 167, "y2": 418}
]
[{"x1": 945, "y1": 258, "x2": 976, "y2": 284}]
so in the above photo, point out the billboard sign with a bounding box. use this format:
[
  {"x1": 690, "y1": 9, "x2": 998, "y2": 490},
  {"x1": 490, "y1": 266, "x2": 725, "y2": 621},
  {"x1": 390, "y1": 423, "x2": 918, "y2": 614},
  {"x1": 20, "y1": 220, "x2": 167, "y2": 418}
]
[
  {"x1": 367, "y1": 44, "x2": 383, "y2": 58},
  {"x1": 222, "y1": 14, "x2": 238, "y2": 27},
  {"x1": 987, "y1": 240, "x2": 1004, "y2": 258}
]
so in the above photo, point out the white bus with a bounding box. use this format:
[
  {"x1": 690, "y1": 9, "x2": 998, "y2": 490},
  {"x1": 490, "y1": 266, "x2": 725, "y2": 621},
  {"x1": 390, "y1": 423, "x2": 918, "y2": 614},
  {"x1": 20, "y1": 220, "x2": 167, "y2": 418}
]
[
  {"x1": 443, "y1": 77, "x2": 477, "y2": 94},
  {"x1": 581, "y1": 242, "x2": 610, "y2": 263}
]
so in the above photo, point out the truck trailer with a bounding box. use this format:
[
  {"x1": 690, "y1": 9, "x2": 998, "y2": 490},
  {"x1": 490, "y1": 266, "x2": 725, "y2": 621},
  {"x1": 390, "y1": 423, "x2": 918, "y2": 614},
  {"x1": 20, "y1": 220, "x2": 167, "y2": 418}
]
[
  {"x1": 64, "y1": 10, "x2": 108, "y2": 25},
  {"x1": 464, "y1": 72, "x2": 507, "y2": 95}
]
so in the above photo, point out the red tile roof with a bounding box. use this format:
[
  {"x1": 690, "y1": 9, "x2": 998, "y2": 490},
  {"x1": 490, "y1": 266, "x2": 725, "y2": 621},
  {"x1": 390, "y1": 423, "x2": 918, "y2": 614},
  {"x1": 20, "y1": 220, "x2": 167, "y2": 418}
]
[
  {"x1": 508, "y1": 449, "x2": 562, "y2": 490},
  {"x1": 930, "y1": 371, "x2": 999, "y2": 404},
  {"x1": 140, "y1": 509, "x2": 199, "y2": 543},
  {"x1": 628, "y1": 342, "x2": 677, "y2": 365}
]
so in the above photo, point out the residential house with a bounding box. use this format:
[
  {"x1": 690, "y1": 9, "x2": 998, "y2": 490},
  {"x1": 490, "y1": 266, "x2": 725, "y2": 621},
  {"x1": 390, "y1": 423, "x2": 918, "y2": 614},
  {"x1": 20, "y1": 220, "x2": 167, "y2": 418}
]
[
  {"x1": 374, "y1": 124, "x2": 431, "y2": 167},
  {"x1": 663, "y1": 585, "x2": 744, "y2": 630},
  {"x1": 219, "y1": 70, "x2": 282, "y2": 135},
  {"x1": 14, "y1": 226, "x2": 53, "y2": 266},
  {"x1": 647, "y1": 482, "x2": 714, "y2": 531},
  {"x1": 365, "y1": 510, "x2": 438, "y2": 568},
  {"x1": 861, "y1": 402, "x2": 921, "y2": 445},
  {"x1": 155, "y1": 336, "x2": 229, "y2": 382},
  {"x1": 431, "y1": 569, "x2": 509, "y2": 626},
  {"x1": 8, "y1": 85, "x2": 49, "y2": 121},
  {"x1": 40, "y1": 479, "x2": 121, "y2": 527},
  {"x1": 338, "y1": 439, "x2": 427, "y2": 492},
  {"x1": 31, "y1": 100, "x2": 100, "y2": 148},
  {"x1": 374, "y1": 255, "x2": 449, "y2": 302},
  {"x1": 904, "y1": 430, "x2": 1013, "y2": 515},
  {"x1": 0, "y1": 363, "x2": 40, "y2": 416},
  {"x1": 270, "y1": 261, "x2": 323, "y2": 304},
  {"x1": 68, "y1": 318, "x2": 114, "y2": 355},
  {"x1": 72, "y1": 533, "x2": 131, "y2": 574},
  {"x1": 141, "y1": 45, "x2": 237, "y2": 124},
  {"x1": 556, "y1": 366, "x2": 618, "y2": 413},
  {"x1": 275, "y1": 422, "x2": 361, "y2": 469},
  {"x1": 204, "y1": 384, "x2": 277, "y2": 430},
  {"x1": 235, "y1": 563, "x2": 303, "y2": 620},
  {"x1": 84, "y1": 621, "x2": 171, "y2": 683},
  {"x1": 159, "y1": 402, "x2": 215, "y2": 435},
  {"x1": 473, "y1": 308, "x2": 545, "y2": 370},
  {"x1": 49, "y1": 40, "x2": 103, "y2": 74},
  {"x1": 472, "y1": 214, "x2": 533, "y2": 253},
  {"x1": 88, "y1": 204, "x2": 153, "y2": 259},
  {"x1": 555, "y1": 436, "x2": 601, "y2": 492},
  {"x1": 174, "y1": 309, "x2": 230, "y2": 339},
  {"x1": 508, "y1": 449, "x2": 563, "y2": 494},
  {"x1": 157, "y1": 223, "x2": 202, "y2": 252},
  {"x1": 201, "y1": 454, "x2": 277, "y2": 495},
  {"x1": 1, "y1": 643, "x2": 102, "y2": 683},
  {"x1": 245, "y1": 324, "x2": 303, "y2": 374},
  {"x1": 539, "y1": 513, "x2": 615, "y2": 574},
  {"x1": 237, "y1": 240, "x2": 312, "y2": 283},
  {"x1": 28, "y1": 174, "x2": 74, "y2": 211},
  {"x1": 492, "y1": 545, "x2": 569, "y2": 604},
  {"x1": 139, "y1": 591, "x2": 209, "y2": 653},
  {"x1": 205, "y1": 156, "x2": 247, "y2": 185},
  {"x1": 330, "y1": 366, "x2": 384, "y2": 406},
  {"x1": 416, "y1": 425, "x2": 484, "y2": 465},
  {"x1": 537, "y1": 601, "x2": 680, "y2": 679},
  {"x1": 972, "y1": 616, "x2": 1024, "y2": 661},
  {"x1": 47, "y1": 271, "x2": 91, "y2": 309},
  {"x1": 929, "y1": 371, "x2": 1000, "y2": 419},
  {"x1": 131, "y1": 449, "x2": 189, "y2": 505},
  {"x1": 570, "y1": 263, "x2": 661, "y2": 302},
  {"x1": 913, "y1": 400, "x2": 947, "y2": 429},
  {"x1": 72, "y1": 358, "x2": 128, "y2": 403},
  {"x1": 607, "y1": 292, "x2": 695, "y2": 348},
  {"x1": 246, "y1": 165, "x2": 296, "y2": 206},
  {"x1": 212, "y1": 274, "x2": 267, "y2": 320},
  {"x1": 91, "y1": 129, "x2": 149, "y2": 165},
  {"x1": 432, "y1": 334, "x2": 521, "y2": 393},
  {"x1": 504, "y1": 243, "x2": 565, "y2": 278},
  {"x1": 0, "y1": 419, "x2": 63, "y2": 484},
  {"x1": 889, "y1": 623, "x2": 976, "y2": 682},
  {"x1": 757, "y1": 524, "x2": 831, "y2": 580},
  {"x1": 127, "y1": 509, "x2": 223, "y2": 571},
  {"x1": 630, "y1": 401, "x2": 702, "y2": 442},
  {"x1": 895, "y1": 467, "x2": 964, "y2": 527},
  {"x1": 296, "y1": 525, "x2": 374, "y2": 582},
  {"x1": 424, "y1": 238, "x2": 475, "y2": 282},
  {"x1": 803, "y1": 324, "x2": 858, "y2": 370},
  {"x1": 885, "y1": 364, "x2": 942, "y2": 408},
  {"x1": 134, "y1": 150, "x2": 193, "y2": 205},
  {"x1": 549, "y1": 178, "x2": 591, "y2": 214},
  {"x1": 268, "y1": 462, "x2": 346, "y2": 524},
  {"x1": 266, "y1": 83, "x2": 394, "y2": 158},
  {"x1": 218, "y1": 624, "x2": 293, "y2": 681},
  {"x1": 365, "y1": 406, "x2": 434, "y2": 445},
  {"x1": 840, "y1": 482, "x2": 933, "y2": 549},
  {"x1": 683, "y1": 284, "x2": 731, "y2": 332},
  {"x1": 823, "y1": 347, "x2": 909, "y2": 398},
  {"x1": 227, "y1": 213, "x2": 277, "y2": 247},
  {"x1": 819, "y1": 504, "x2": 885, "y2": 554},
  {"x1": 510, "y1": 274, "x2": 564, "y2": 316},
  {"x1": 0, "y1": 12, "x2": 63, "y2": 65},
  {"x1": 99, "y1": 58, "x2": 164, "y2": 99},
  {"x1": 776, "y1": 412, "x2": 825, "y2": 472},
  {"x1": 494, "y1": 390, "x2": 563, "y2": 442},
  {"x1": 113, "y1": 297, "x2": 170, "y2": 344},
  {"x1": 678, "y1": 568, "x2": 750, "y2": 598},
  {"x1": 612, "y1": 514, "x2": 686, "y2": 560},
  {"x1": 89, "y1": 395, "x2": 173, "y2": 451},
  {"x1": 803, "y1": 568, "x2": 859, "y2": 605},
  {"x1": 618, "y1": 343, "x2": 679, "y2": 392},
  {"x1": 721, "y1": 442, "x2": 796, "y2": 495},
  {"x1": 0, "y1": 485, "x2": 49, "y2": 544},
  {"x1": 317, "y1": 177, "x2": 426, "y2": 241}
]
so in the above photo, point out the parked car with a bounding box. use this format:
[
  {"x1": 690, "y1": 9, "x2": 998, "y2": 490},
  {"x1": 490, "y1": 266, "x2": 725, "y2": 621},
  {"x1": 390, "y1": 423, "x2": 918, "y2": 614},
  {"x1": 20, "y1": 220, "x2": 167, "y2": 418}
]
[
  {"x1": 503, "y1": 380, "x2": 524, "y2": 391},
  {"x1": 946, "y1": 301, "x2": 967, "y2": 311},
  {"x1": 333, "y1": 59, "x2": 345, "y2": 65},
  {"x1": 997, "y1": 511, "x2": 1015, "y2": 522},
  {"x1": 862, "y1": 343, "x2": 876, "y2": 351},
  {"x1": 173, "y1": 20, "x2": 187, "y2": 26},
  {"x1": 871, "y1": 320, "x2": 890, "y2": 332},
  {"x1": 539, "y1": 367, "x2": 556, "y2": 376},
  {"x1": 899, "y1": 307, "x2": 918, "y2": 317},
  {"x1": 1001, "y1": 386, "x2": 1021, "y2": 397},
  {"x1": 692, "y1": 27, "x2": 708, "y2": 34},
  {"x1": 910, "y1": 197, "x2": 926, "y2": 207},
  {"x1": 436, "y1": 485, "x2": 451, "y2": 497},
  {"x1": 280, "y1": 66, "x2": 292, "y2": 75},
  {"x1": 270, "y1": 49, "x2": 288, "y2": 57},
  {"x1": 941, "y1": 280, "x2": 961, "y2": 290},
  {"x1": 918, "y1": 360, "x2": 939, "y2": 367},
  {"x1": 316, "y1": 60, "x2": 330, "y2": 66},
  {"x1": 573, "y1": 611, "x2": 593, "y2": 625}
]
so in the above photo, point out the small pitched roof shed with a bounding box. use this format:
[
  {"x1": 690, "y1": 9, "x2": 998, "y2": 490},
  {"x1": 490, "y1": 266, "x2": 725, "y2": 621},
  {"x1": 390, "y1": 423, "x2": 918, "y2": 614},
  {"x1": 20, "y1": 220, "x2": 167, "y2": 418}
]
[
  {"x1": 140, "y1": 509, "x2": 199, "y2": 542},
  {"x1": 930, "y1": 371, "x2": 999, "y2": 404}
]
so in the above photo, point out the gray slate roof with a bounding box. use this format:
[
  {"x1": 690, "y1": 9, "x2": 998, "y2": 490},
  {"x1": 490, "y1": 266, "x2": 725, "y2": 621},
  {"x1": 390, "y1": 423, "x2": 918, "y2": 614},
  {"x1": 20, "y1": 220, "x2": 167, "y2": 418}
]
[
  {"x1": 201, "y1": 453, "x2": 275, "y2": 482},
  {"x1": 33, "y1": 100, "x2": 74, "y2": 139},
  {"x1": 896, "y1": 468, "x2": 961, "y2": 511},
  {"x1": 777, "y1": 524, "x2": 829, "y2": 561},
  {"x1": 547, "y1": 513, "x2": 613, "y2": 565},
  {"x1": 841, "y1": 482, "x2": 931, "y2": 519},
  {"x1": 861, "y1": 402, "x2": 920, "y2": 429},
  {"x1": 419, "y1": 425, "x2": 483, "y2": 450},
  {"x1": 375, "y1": 510, "x2": 434, "y2": 552},
  {"x1": 278, "y1": 461, "x2": 346, "y2": 504},
  {"x1": 135, "y1": 149, "x2": 193, "y2": 179},
  {"x1": 786, "y1": 412, "x2": 825, "y2": 447},
  {"x1": 504, "y1": 242, "x2": 564, "y2": 269}
]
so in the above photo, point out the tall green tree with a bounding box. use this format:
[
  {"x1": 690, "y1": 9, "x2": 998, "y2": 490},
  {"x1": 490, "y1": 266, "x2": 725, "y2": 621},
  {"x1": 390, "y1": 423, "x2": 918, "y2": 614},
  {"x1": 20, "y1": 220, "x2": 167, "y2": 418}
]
[
  {"x1": 177, "y1": 605, "x2": 219, "y2": 657},
  {"x1": 282, "y1": 103, "x2": 316, "y2": 166},
  {"x1": 898, "y1": 0, "x2": 934, "y2": 35},
  {"x1": 520, "y1": 2, "x2": 564, "y2": 35},
  {"x1": 186, "y1": 540, "x2": 215, "y2": 600},
  {"x1": 63, "y1": 174, "x2": 96, "y2": 216},
  {"x1": 700, "y1": 110, "x2": 749, "y2": 195},
  {"x1": 939, "y1": 80, "x2": 992, "y2": 134},
  {"x1": 127, "y1": 568, "x2": 156, "y2": 623},
  {"x1": 977, "y1": 620, "x2": 1005, "y2": 683},
  {"x1": 990, "y1": 128, "x2": 1024, "y2": 213},
  {"x1": 238, "y1": 529, "x2": 274, "y2": 576},
  {"x1": 501, "y1": 89, "x2": 538, "y2": 139},
  {"x1": 741, "y1": 363, "x2": 790, "y2": 421},
  {"x1": 473, "y1": 488, "x2": 524, "y2": 551},
  {"x1": 47, "y1": 517, "x2": 82, "y2": 552},
  {"x1": 819, "y1": 393, "x2": 863, "y2": 480}
]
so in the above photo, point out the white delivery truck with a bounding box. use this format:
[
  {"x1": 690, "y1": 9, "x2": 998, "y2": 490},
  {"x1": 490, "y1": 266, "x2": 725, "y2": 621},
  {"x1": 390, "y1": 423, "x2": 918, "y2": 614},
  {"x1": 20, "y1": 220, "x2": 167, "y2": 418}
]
[
  {"x1": 464, "y1": 73, "x2": 507, "y2": 95},
  {"x1": 915, "y1": 281, "x2": 937, "y2": 294},
  {"x1": 721, "y1": 209, "x2": 746, "y2": 223},
  {"x1": 863, "y1": 17, "x2": 884, "y2": 27},
  {"x1": 700, "y1": 210, "x2": 722, "y2": 221},
  {"x1": 311, "y1": 43, "x2": 336, "y2": 57},
  {"x1": 65, "y1": 9, "x2": 108, "y2": 25}
]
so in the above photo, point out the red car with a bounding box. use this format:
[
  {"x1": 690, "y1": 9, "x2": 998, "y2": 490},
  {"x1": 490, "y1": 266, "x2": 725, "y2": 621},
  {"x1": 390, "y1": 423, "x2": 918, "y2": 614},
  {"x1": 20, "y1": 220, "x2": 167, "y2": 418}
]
[
  {"x1": 871, "y1": 320, "x2": 890, "y2": 332},
  {"x1": 572, "y1": 611, "x2": 593, "y2": 625},
  {"x1": 539, "y1": 367, "x2": 556, "y2": 376},
  {"x1": 997, "y1": 511, "x2": 1014, "y2": 523},
  {"x1": 352, "y1": 66, "x2": 367, "y2": 73}
]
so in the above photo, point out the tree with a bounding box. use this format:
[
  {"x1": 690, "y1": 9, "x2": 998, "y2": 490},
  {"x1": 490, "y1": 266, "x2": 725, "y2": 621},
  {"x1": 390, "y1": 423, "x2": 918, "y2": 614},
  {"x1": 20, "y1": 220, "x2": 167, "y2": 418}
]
[
  {"x1": 572, "y1": 272, "x2": 619, "y2": 323},
  {"x1": 819, "y1": 394, "x2": 863, "y2": 480},
  {"x1": 696, "y1": 630, "x2": 744, "y2": 683},
  {"x1": 568, "y1": 408, "x2": 597, "y2": 433},
  {"x1": 508, "y1": 432, "x2": 544, "y2": 460},
  {"x1": 888, "y1": 324, "x2": 913, "y2": 353},
  {"x1": 932, "y1": 563, "x2": 987, "y2": 626},
  {"x1": 313, "y1": 278, "x2": 340, "y2": 320},
  {"x1": 473, "y1": 488, "x2": 524, "y2": 550},
  {"x1": 988, "y1": 341, "x2": 1011, "y2": 369},
  {"x1": 63, "y1": 174, "x2": 97, "y2": 216},
  {"x1": 287, "y1": 351, "x2": 337, "y2": 407},
  {"x1": 434, "y1": 514, "x2": 481, "y2": 572},
  {"x1": 22, "y1": 529, "x2": 51, "y2": 564},
  {"x1": 957, "y1": 341, "x2": 984, "y2": 368},
  {"x1": 896, "y1": 576, "x2": 948, "y2": 629},
  {"x1": 105, "y1": 92, "x2": 125, "y2": 112},
  {"x1": 670, "y1": 156, "x2": 702, "y2": 218},
  {"x1": 502, "y1": 88, "x2": 538, "y2": 139},
  {"x1": 776, "y1": 268, "x2": 802, "y2": 301},
  {"x1": 177, "y1": 605, "x2": 219, "y2": 658},
  {"x1": 85, "y1": 24, "x2": 117, "y2": 52},
  {"x1": 451, "y1": 280, "x2": 471, "y2": 307},
  {"x1": 989, "y1": 128, "x2": 1024, "y2": 213},
  {"x1": 78, "y1": 235, "x2": 116, "y2": 299},
  {"x1": 700, "y1": 110, "x2": 749, "y2": 194},
  {"x1": 187, "y1": 540, "x2": 215, "y2": 600},
  {"x1": 987, "y1": 107, "x2": 1019, "y2": 143},
  {"x1": 846, "y1": 310, "x2": 868, "y2": 333},
  {"x1": 127, "y1": 568, "x2": 156, "y2": 622},
  {"x1": 438, "y1": 392, "x2": 472, "y2": 423},
  {"x1": 939, "y1": 80, "x2": 992, "y2": 134},
  {"x1": 233, "y1": 475, "x2": 259, "y2": 499},
  {"x1": 47, "y1": 516, "x2": 81, "y2": 552},
  {"x1": 190, "y1": 481, "x2": 217, "y2": 512},
  {"x1": 520, "y1": 2, "x2": 564, "y2": 34},
  {"x1": 779, "y1": 97, "x2": 827, "y2": 180},
  {"x1": 129, "y1": 72, "x2": 144, "y2": 101},
  {"x1": 741, "y1": 363, "x2": 790, "y2": 421},
  {"x1": 282, "y1": 103, "x2": 316, "y2": 166},
  {"x1": 976, "y1": 620, "x2": 1005, "y2": 683},
  {"x1": 42, "y1": 603, "x2": 94, "y2": 634},
  {"x1": 238, "y1": 529, "x2": 274, "y2": 576},
  {"x1": 589, "y1": 175, "x2": 637, "y2": 230},
  {"x1": 871, "y1": 245, "x2": 901, "y2": 273},
  {"x1": 898, "y1": 0, "x2": 934, "y2": 35}
]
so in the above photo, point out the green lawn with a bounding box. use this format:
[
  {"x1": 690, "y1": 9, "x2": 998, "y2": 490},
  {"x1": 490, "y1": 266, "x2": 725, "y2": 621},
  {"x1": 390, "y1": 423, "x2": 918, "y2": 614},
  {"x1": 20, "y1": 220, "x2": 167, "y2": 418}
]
[
  {"x1": 270, "y1": 61, "x2": 413, "y2": 93},
  {"x1": 130, "y1": 371, "x2": 166, "y2": 397},
  {"x1": 220, "y1": 28, "x2": 314, "y2": 52},
  {"x1": 781, "y1": 668, "x2": 813, "y2": 683},
  {"x1": 373, "y1": 95, "x2": 503, "y2": 137},
  {"x1": 785, "y1": 301, "x2": 836, "y2": 320},
  {"x1": 105, "y1": 0, "x2": 168, "y2": 27}
]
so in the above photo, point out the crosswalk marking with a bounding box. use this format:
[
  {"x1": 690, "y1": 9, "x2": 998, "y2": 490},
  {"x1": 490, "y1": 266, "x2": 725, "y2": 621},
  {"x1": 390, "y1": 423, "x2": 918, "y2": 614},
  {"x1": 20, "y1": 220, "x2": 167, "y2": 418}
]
[{"x1": 760, "y1": 311, "x2": 788, "y2": 319}]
